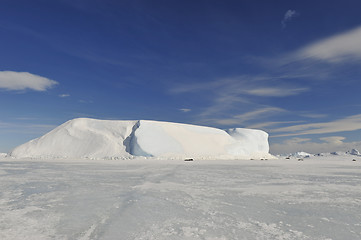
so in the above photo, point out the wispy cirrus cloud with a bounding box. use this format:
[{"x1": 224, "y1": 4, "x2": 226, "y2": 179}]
[
  {"x1": 200, "y1": 107, "x2": 286, "y2": 126},
  {"x1": 170, "y1": 75, "x2": 307, "y2": 126},
  {"x1": 170, "y1": 26, "x2": 361, "y2": 130},
  {"x1": 300, "y1": 113, "x2": 328, "y2": 119},
  {"x1": 271, "y1": 114, "x2": 361, "y2": 137},
  {"x1": 0, "y1": 71, "x2": 58, "y2": 91},
  {"x1": 247, "y1": 120, "x2": 304, "y2": 129},
  {"x1": 260, "y1": 25, "x2": 361, "y2": 84},
  {"x1": 293, "y1": 25, "x2": 361, "y2": 63},
  {"x1": 170, "y1": 75, "x2": 308, "y2": 97}
]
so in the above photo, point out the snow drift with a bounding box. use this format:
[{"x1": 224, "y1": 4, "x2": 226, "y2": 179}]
[{"x1": 9, "y1": 118, "x2": 272, "y2": 159}]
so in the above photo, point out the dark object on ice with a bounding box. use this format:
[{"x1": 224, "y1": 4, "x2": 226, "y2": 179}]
[
  {"x1": 285, "y1": 157, "x2": 290, "y2": 160},
  {"x1": 250, "y1": 158, "x2": 255, "y2": 160},
  {"x1": 298, "y1": 158, "x2": 304, "y2": 161},
  {"x1": 184, "y1": 158, "x2": 194, "y2": 161},
  {"x1": 352, "y1": 159, "x2": 356, "y2": 162}
]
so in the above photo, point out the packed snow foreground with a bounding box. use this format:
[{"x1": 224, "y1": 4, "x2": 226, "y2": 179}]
[
  {"x1": 8, "y1": 118, "x2": 272, "y2": 160},
  {"x1": 1, "y1": 154, "x2": 361, "y2": 239}
]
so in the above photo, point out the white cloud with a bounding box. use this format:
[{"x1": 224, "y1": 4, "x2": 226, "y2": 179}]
[
  {"x1": 295, "y1": 25, "x2": 361, "y2": 63},
  {"x1": 59, "y1": 94, "x2": 70, "y2": 98},
  {"x1": 270, "y1": 136, "x2": 361, "y2": 154},
  {"x1": 271, "y1": 114, "x2": 361, "y2": 137},
  {"x1": 281, "y1": 10, "x2": 298, "y2": 28},
  {"x1": 0, "y1": 71, "x2": 58, "y2": 91},
  {"x1": 179, "y1": 108, "x2": 191, "y2": 113}
]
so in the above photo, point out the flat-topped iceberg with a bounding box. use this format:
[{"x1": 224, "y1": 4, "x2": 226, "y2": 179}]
[{"x1": 9, "y1": 118, "x2": 273, "y2": 159}]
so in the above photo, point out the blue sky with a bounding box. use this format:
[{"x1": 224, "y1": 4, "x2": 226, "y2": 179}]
[{"x1": 1, "y1": 0, "x2": 361, "y2": 154}]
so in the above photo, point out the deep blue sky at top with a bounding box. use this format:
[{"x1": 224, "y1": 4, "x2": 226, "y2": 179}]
[{"x1": 1, "y1": 0, "x2": 361, "y2": 153}]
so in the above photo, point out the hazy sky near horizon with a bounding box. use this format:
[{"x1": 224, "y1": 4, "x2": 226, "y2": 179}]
[{"x1": 1, "y1": 0, "x2": 361, "y2": 154}]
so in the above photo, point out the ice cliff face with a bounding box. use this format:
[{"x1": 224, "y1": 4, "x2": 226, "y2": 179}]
[{"x1": 9, "y1": 118, "x2": 272, "y2": 159}]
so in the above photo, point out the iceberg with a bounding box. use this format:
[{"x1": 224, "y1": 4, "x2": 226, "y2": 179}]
[{"x1": 9, "y1": 118, "x2": 273, "y2": 160}]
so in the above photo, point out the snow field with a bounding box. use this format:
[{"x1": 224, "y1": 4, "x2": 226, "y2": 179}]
[{"x1": 1, "y1": 155, "x2": 361, "y2": 239}]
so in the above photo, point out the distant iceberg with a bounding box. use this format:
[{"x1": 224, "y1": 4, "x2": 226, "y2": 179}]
[
  {"x1": 346, "y1": 149, "x2": 360, "y2": 156},
  {"x1": 9, "y1": 118, "x2": 273, "y2": 160}
]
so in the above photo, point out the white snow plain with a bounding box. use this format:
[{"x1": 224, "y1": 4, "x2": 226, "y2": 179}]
[
  {"x1": 1, "y1": 154, "x2": 361, "y2": 240},
  {"x1": 9, "y1": 118, "x2": 272, "y2": 160}
]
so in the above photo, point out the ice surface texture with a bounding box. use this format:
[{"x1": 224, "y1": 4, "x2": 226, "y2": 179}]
[
  {"x1": 9, "y1": 118, "x2": 272, "y2": 159},
  {"x1": 1, "y1": 156, "x2": 361, "y2": 239}
]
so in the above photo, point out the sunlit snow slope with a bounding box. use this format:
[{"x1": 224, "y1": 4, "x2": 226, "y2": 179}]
[{"x1": 9, "y1": 118, "x2": 272, "y2": 159}]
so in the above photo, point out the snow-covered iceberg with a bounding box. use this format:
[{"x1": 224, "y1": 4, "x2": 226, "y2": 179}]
[{"x1": 9, "y1": 118, "x2": 273, "y2": 159}]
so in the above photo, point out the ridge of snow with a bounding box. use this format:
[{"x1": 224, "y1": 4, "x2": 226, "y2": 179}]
[{"x1": 9, "y1": 118, "x2": 273, "y2": 160}]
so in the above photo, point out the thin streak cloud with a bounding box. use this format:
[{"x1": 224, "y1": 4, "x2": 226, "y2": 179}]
[
  {"x1": 271, "y1": 114, "x2": 361, "y2": 137},
  {"x1": 204, "y1": 107, "x2": 285, "y2": 126},
  {"x1": 179, "y1": 108, "x2": 191, "y2": 113},
  {"x1": 170, "y1": 76, "x2": 308, "y2": 98},
  {"x1": 244, "y1": 87, "x2": 308, "y2": 97}
]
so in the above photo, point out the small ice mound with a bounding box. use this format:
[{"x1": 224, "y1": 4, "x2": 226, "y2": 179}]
[
  {"x1": 314, "y1": 153, "x2": 324, "y2": 157},
  {"x1": 346, "y1": 149, "x2": 360, "y2": 156},
  {"x1": 288, "y1": 152, "x2": 311, "y2": 158},
  {"x1": 331, "y1": 151, "x2": 347, "y2": 156},
  {"x1": 0, "y1": 153, "x2": 7, "y2": 158}
]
